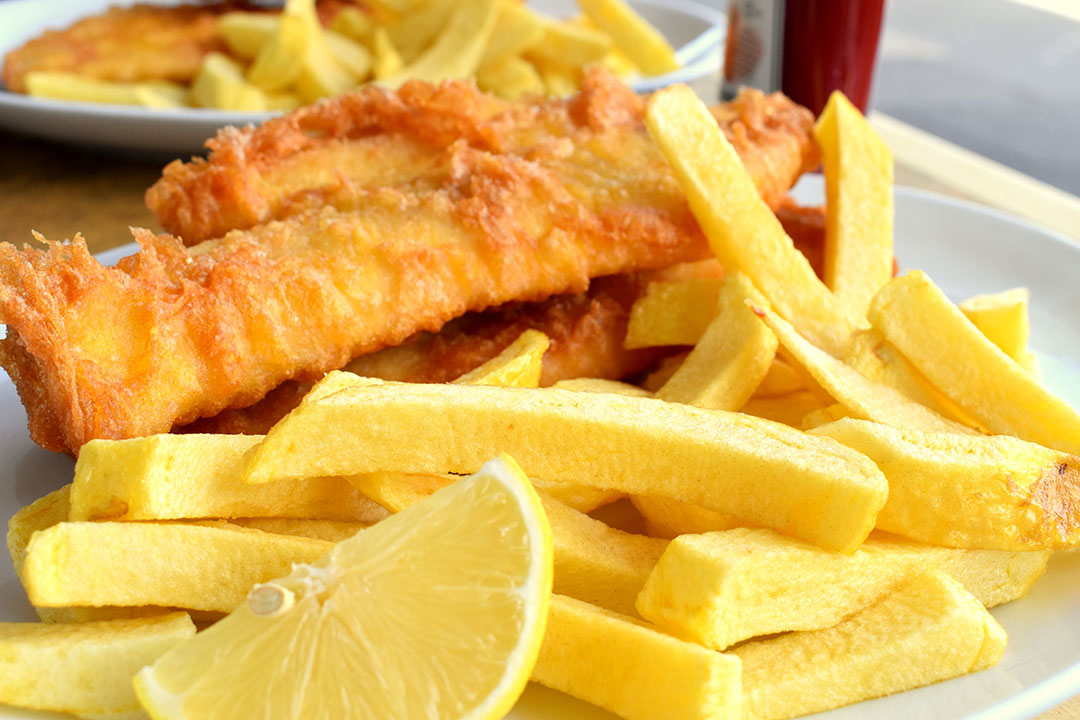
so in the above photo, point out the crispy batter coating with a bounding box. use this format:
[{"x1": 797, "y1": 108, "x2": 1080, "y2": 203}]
[
  {"x1": 2, "y1": 4, "x2": 230, "y2": 94},
  {"x1": 148, "y1": 68, "x2": 819, "y2": 244}
]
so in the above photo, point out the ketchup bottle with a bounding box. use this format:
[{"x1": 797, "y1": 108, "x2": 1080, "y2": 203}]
[{"x1": 721, "y1": 0, "x2": 886, "y2": 115}]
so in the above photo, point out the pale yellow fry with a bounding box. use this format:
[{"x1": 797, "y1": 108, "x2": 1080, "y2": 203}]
[
  {"x1": 246, "y1": 10, "x2": 311, "y2": 92},
  {"x1": 218, "y1": 12, "x2": 277, "y2": 58},
  {"x1": 623, "y1": 277, "x2": 724, "y2": 349},
  {"x1": 527, "y1": 18, "x2": 612, "y2": 68},
  {"x1": 578, "y1": 0, "x2": 678, "y2": 75},
  {"x1": 646, "y1": 85, "x2": 857, "y2": 355},
  {"x1": 629, "y1": 495, "x2": 742, "y2": 539},
  {"x1": 69, "y1": 434, "x2": 385, "y2": 523},
  {"x1": 960, "y1": 287, "x2": 1039, "y2": 375},
  {"x1": 600, "y1": 47, "x2": 639, "y2": 78},
  {"x1": 0, "y1": 613, "x2": 194, "y2": 716},
  {"x1": 737, "y1": 571, "x2": 1005, "y2": 720},
  {"x1": 739, "y1": 390, "x2": 827, "y2": 428},
  {"x1": 816, "y1": 91, "x2": 894, "y2": 317},
  {"x1": 386, "y1": 0, "x2": 455, "y2": 61},
  {"x1": 754, "y1": 357, "x2": 804, "y2": 397},
  {"x1": 754, "y1": 302, "x2": 974, "y2": 434},
  {"x1": 324, "y1": 30, "x2": 373, "y2": 80},
  {"x1": 532, "y1": 595, "x2": 743, "y2": 720},
  {"x1": 329, "y1": 7, "x2": 375, "y2": 42},
  {"x1": 245, "y1": 377, "x2": 888, "y2": 553},
  {"x1": 476, "y1": 54, "x2": 545, "y2": 100},
  {"x1": 452, "y1": 329, "x2": 549, "y2": 386},
  {"x1": 295, "y1": 37, "x2": 356, "y2": 102},
  {"x1": 480, "y1": 3, "x2": 545, "y2": 65},
  {"x1": 551, "y1": 378, "x2": 652, "y2": 397},
  {"x1": 372, "y1": 27, "x2": 404, "y2": 79},
  {"x1": 531, "y1": 56, "x2": 580, "y2": 95},
  {"x1": 657, "y1": 273, "x2": 778, "y2": 410},
  {"x1": 814, "y1": 417, "x2": 1080, "y2": 550},
  {"x1": 380, "y1": 0, "x2": 498, "y2": 89},
  {"x1": 227, "y1": 517, "x2": 369, "y2": 543},
  {"x1": 641, "y1": 351, "x2": 687, "y2": 392},
  {"x1": 22, "y1": 522, "x2": 332, "y2": 612},
  {"x1": 191, "y1": 53, "x2": 267, "y2": 111},
  {"x1": 637, "y1": 527, "x2": 1045, "y2": 652},
  {"x1": 25, "y1": 72, "x2": 187, "y2": 108},
  {"x1": 870, "y1": 270, "x2": 1080, "y2": 453},
  {"x1": 801, "y1": 402, "x2": 850, "y2": 430}
]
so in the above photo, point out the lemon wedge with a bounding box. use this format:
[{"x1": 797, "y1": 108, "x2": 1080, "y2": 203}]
[{"x1": 134, "y1": 454, "x2": 553, "y2": 720}]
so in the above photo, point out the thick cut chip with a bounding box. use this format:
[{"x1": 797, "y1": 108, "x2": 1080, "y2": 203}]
[
  {"x1": 191, "y1": 53, "x2": 266, "y2": 111},
  {"x1": 0, "y1": 613, "x2": 194, "y2": 716},
  {"x1": 813, "y1": 417, "x2": 1080, "y2": 550},
  {"x1": 226, "y1": 517, "x2": 370, "y2": 543},
  {"x1": 753, "y1": 302, "x2": 974, "y2": 434},
  {"x1": 246, "y1": 6, "x2": 311, "y2": 92},
  {"x1": 371, "y1": 27, "x2": 403, "y2": 78},
  {"x1": 815, "y1": 90, "x2": 894, "y2": 317},
  {"x1": 734, "y1": 571, "x2": 1006, "y2": 720},
  {"x1": 623, "y1": 277, "x2": 724, "y2": 349},
  {"x1": 480, "y1": 3, "x2": 545, "y2": 65},
  {"x1": 637, "y1": 527, "x2": 1046, "y2": 652},
  {"x1": 476, "y1": 54, "x2": 545, "y2": 99},
  {"x1": 960, "y1": 287, "x2": 1039, "y2": 375},
  {"x1": 528, "y1": 18, "x2": 612, "y2": 68},
  {"x1": 645, "y1": 84, "x2": 856, "y2": 355},
  {"x1": 657, "y1": 273, "x2": 778, "y2": 410},
  {"x1": 217, "y1": 12, "x2": 276, "y2": 58},
  {"x1": 754, "y1": 357, "x2": 804, "y2": 397},
  {"x1": 245, "y1": 379, "x2": 888, "y2": 553},
  {"x1": 24, "y1": 72, "x2": 187, "y2": 108},
  {"x1": 452, "y1": 329, "x2": 549, "y2": 386},
  {"x1": 630, "y1": 495, "x2": 742, "y2": 539},
  {"x1": 379, "y1": 0, "x2": 498, "y2": 88},
  {"x1": 739, "y1": 390, "x2": 827, "y2": 428},
  {"x1": 577, "y1": 0, "x2": 679, "y2": 75},
  {"x1": 134, "y1": 456, "x2": 553, "y2": 720},
  {"x1": 869, "y1": 270, "x2": 1080, "y2": 453},
  {"x1": 532, "y1": 595, "x2": 743, "y2": 720},
  {"x1": 69, "y1": 434, "x2": 385, "y2": 522},
  {"x1": 22, "y1": 522, "x2": 333, "y2": 612},
  {"x1": 551, "y1": 378, "x2": 652, "y2": 397}
]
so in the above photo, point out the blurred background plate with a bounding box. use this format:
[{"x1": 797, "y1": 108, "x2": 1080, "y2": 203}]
[{"x1": 0, "y1": 0, "x2": 724, "y2": 157}]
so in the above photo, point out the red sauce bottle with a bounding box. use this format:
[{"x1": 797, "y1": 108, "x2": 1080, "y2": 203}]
[{"x1": 721, "y1": 0, "x2": 886, "y2": 115}]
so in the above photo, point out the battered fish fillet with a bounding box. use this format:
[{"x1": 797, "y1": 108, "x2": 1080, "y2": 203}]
[
  {"x1": 182, "y1": 260, "x2": 723, "y2": 435},
  {"x1": 148, "y1": 68, "x2": 819, "y2": 244},
  {"x1": 0, "y1": 74, "x2": 815, "y2": 455},
  {"x1": 2, "y1": 4, "x2": 229, "y2": 94}
]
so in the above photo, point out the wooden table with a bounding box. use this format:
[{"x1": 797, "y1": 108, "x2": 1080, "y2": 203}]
[{"x1": 0, "y1": 116, "x2": 1078, "y2": 719}]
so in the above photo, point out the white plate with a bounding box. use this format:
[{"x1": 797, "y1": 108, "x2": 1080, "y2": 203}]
[
  {"x1": 0, "y1": 0, "x2": 724, "y2": 156},
  {"x1": 2, "y1": 179, "x2": 1080, "y2": 719}
]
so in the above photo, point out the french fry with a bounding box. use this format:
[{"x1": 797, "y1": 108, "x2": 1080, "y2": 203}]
[
  {"x1": 739, "y1": 390, "x2": 827, "y2": 428},
  {"x1": 479, "y1": 2, "x2": 545, "y2": 66},
  {"x1": 295, "y1": 37, "x2": 356, "y2": 103},
  {"x1": 629, "y1": 495, "x2": 742, "y2": 539},
  {"x1": 0, "y1": 613, "x2": 195, "y2": 717},
  {"x1": 577, "y1": 0, "x2": 679, "y2": 75},
  {"x1": 218, "y1": 12, "x2": 277, "y2": 59},
  {"x1": 636, "y1": 527, "x2": 1046, "y2": 651},
  {"x1": 246, "y1": 7, "x2": 311, "y2": 92},
  {"x1": 753, "y1": 302, "x2": 975, "y2": 434},
  {"x1": 623, "y1": 277, "x2": 723, "y2": 349},
  {"x1": 245, "y1": 379, "x2": 888, "y2": 553},
  {"x1": 815, "y1": 90, "x2": 894, "y2": 317},
  {"x1": 385, "y1": 0, "x2": 456, "y2": 61},
  {"x1": 476, "y1": 55, "x2": 545, "y2": 99},
  {"x1": 532, "y1": 595, "x2": 743, "y2": 720},
  {"x1": 754, "y1": 357, "x2": 804, "y2": 397},
  {"x1": 813, "y1": 417, "x2": 1080, "y2": 549},
  {"x1": 551, "y1": 378, "x2": 652, "y2": 397},
  {"x1": 371, "y1": 27, "x2": 404, "y2": 79},
  {"x1": 532, "y1": 57, "x2": 580, "y2": 96},
  {"x1": 452, "y1": 329, "x2": 549, "y2": 386},
  {"x1": 324, "y1": 31, "x2": 373, "y2": 81},
  {"x1": 329, "y1": 6, "x2": 376, "y2": 43},
  {"x1": 801, "y1": 402, "x2": 850, "y2": 429},
  {"x1": 24, "y1": 72, "x2": 187, "y2": 108},
  {"x1": 21, "y1": 522, "x2": 332, "y2": 612},
  {"x1": 645, "y1": 84, "x2": 857, "y2": 355},
  {"x1": 656, "y1": 273, "x2": 778, "y2": 410},
  {"x1": 960, "y1": 287, "x2": 1040, "y2": 375},
  {"x1": 869, "y1": 270, "x2": 1080, "y2": 453},
  {"x1": 226, "y1": 517, "x2": 370, "y2": 543},
  {"x1": 641, "y1": 351, "x2": 687, "y2": 392},
  {"x1": 191, "y1": 53, "x2": 267, "y2": 111},
  {"x1": 380, "y1": 0, "x2": 498, "y2": 89},
  {"x1": 734, "y1": 571, "x2": 1006, "y2": 720},
  {"x1": 527, "y1": 18, "x2": 613, "y2": 68},
  {"x1": 68, "y1": 434, "x2": 386, "y2": 523}
]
